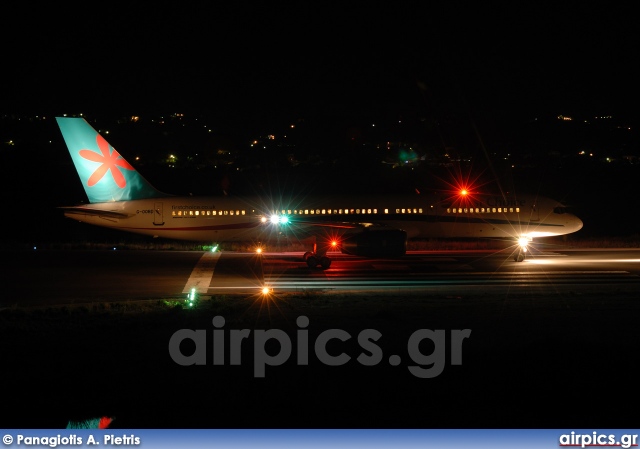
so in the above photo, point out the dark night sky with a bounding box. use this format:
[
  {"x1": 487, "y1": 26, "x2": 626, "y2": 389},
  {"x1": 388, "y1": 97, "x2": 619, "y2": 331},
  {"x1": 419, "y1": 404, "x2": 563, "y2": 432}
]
[{"x1": 3, "y1": 3, "x2": 639, "y2": 126}]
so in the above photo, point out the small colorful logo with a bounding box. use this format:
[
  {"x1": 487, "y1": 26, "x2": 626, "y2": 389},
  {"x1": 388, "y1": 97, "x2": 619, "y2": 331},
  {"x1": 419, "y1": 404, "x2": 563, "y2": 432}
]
[{"x1": 79, "y1": 134, "x2": 134, "y2": 188}]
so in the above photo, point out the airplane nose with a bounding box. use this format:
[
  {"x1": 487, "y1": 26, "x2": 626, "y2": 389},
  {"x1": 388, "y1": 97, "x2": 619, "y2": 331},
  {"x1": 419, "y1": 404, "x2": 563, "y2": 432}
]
[{"x1": 571, "y1": 215, "x2": 583, "y2": 232}]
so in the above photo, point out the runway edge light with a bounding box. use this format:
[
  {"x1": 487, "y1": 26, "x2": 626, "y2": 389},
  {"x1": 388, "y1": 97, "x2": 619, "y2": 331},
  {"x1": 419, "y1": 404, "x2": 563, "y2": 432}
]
[{"x1": 186, "y1": 287, "x2": 198, "y2": 307}]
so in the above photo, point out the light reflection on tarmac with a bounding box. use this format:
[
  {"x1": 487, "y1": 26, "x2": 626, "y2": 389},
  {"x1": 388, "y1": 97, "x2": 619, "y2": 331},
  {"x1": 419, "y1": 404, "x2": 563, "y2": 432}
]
[{"x1": 3, "y1": 248, "x2": 639, "y2": 308}]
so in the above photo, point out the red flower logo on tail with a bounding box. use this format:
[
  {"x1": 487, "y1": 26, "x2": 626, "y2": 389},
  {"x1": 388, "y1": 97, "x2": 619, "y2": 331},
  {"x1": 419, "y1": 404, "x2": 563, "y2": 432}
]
[{"x1": 79, "y1": 134, "x2": 134, "y2": 188}]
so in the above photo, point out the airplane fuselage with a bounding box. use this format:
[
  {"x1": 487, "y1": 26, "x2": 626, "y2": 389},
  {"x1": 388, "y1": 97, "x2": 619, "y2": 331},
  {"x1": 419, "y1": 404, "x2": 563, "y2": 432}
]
[{"x1": 62, "y1": 192, "x2": 583, "y2": 243}]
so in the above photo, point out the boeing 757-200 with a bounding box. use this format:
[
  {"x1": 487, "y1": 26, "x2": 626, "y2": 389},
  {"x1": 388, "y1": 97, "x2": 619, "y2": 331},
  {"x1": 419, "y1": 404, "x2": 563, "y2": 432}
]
[{"x1": 56, "y1": 117, "x2": 583, "y2": 268}]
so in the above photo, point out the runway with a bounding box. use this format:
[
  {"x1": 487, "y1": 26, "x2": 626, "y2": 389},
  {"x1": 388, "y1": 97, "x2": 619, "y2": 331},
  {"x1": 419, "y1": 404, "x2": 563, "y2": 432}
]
[
  {"x1": 218, "y1": 248, "x2": 640, "y2": 296},
  {"x1": 3, "y1": 246, "x2": 640, "y2": 429},
  {"x1": 4, "y1": 247, "x2": 640, "y2": 308}
]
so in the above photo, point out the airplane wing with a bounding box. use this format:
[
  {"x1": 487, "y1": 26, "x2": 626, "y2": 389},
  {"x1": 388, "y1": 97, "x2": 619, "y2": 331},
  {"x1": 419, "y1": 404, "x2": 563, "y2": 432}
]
[{"x1": 284, "y1": 217, "x2": 408, "y2": 260}]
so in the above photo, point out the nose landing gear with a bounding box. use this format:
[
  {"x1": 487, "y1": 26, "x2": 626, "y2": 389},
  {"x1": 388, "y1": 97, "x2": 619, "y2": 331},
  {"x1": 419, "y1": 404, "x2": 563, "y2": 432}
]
[{"x1": 514, "y1": 236, "x2": 531, "y2": 262}]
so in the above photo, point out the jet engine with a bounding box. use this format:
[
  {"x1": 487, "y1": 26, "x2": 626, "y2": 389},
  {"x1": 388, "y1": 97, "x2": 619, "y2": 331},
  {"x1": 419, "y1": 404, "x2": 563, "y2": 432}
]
[{"x1": 340, "y1": 229, "x2": 407, "y2": 257}]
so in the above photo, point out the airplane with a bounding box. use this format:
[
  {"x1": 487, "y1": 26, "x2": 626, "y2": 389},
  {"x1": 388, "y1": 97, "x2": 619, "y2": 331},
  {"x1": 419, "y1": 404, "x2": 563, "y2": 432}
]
[{"x1": 56, "y1": 116, "x2": 584, "y2": 268}]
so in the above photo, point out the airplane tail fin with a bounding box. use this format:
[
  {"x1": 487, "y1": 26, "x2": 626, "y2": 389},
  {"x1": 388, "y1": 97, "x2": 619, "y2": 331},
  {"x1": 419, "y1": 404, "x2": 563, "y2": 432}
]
[{"x1": 56, "y1": 117, "x2": 170, "y2": 203}]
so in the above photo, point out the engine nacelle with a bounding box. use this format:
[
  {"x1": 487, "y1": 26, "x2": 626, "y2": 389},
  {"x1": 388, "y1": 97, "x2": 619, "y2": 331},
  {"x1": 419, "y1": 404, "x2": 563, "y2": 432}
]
[{"x1": 340, "y1": 229, "x2": 407, "y2": 257}]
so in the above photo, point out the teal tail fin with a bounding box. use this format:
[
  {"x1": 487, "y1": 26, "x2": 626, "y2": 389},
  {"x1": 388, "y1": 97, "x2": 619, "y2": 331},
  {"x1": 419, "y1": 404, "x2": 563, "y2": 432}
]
[{"x1": 56, "y1": 117, "x2": 169, "y2": 203}]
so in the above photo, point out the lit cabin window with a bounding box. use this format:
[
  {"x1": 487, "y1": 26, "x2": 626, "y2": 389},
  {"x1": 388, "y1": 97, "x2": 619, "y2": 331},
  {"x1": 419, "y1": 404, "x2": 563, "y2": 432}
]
[
  {"x1": 492, "y1": 208, "x2": 496, "y2": 213},
  {"x1": 224, "y1": 211, "x2": 228, "y2": 215},
  {"x1": 213, "y1": 211, "x2": 217, "y2": 215},
  {"x1": 328, "y1": 209, "x2": 332, "y2": 214},
  {"x1": 447, "y1": 208, "x2": 451, "y2": 213},
  {"x1": 509, "y1": 208, "x2": 513, "y2": 213},
  {"x1": 395, "y1": 209, "x2": 400, "y2": 213},
  {"x1": 516, "y1": 207, "x2": 520, "y2": 213},
  {"x1": 310, "y1": 210, "x2": 315, "y2": 214},
  {"x1": 458, "y1": 208, "x2": 462, "y2": 213},
  {"x1": 350, "y1": 209, "x2": 355, "y2": 214},
  {"x1": 498, "y1": 208, "x2": 502, "y2": 213},
  {"x1": 305, "y1": 210, "x2": 308, "y2": 214},
  {"x1": 481, "y1": 208, "x2": 485, "y2": 213},
  {"x1": 230, "y1": 210, "x2": 234, "y2": 215},
  {"x1": 452, "y1": 208, "x2": 456, "y2": 213},
  {"x1": 356, "y1": 209, "x2": 360, "y2": 214},
  {"x1": 322, "y1": 209, "x2": 326, "y2": 214},
  {"x1": 189, "y1": 211, "x2": 194, "y2": 216},
  {"x1": 315, "y1": 209, "x2": 319, "y2": 214},
  {"x1": 401, "y1": 209, "x2": 406, "y2": 213},
  {"x1": 242, "y1": 210, "x2": 245, "y2": 215},
  {"x1": 418, "y1": 208, "x2": 422, "y2": 213},
  {"x1": 384, "y1": 208, "x2": 388, "y2": 214},
  {"x1": 338, "y1": 209, "x2": 343, "y2": 214},
  {"x1": 463, "y1": 208, "x2": 467, "y2": 213},
  {"x1": 287, "y1": 210, "x2": 291, "y2": 214},
  {"x1": 373, "y1": 209, "x2": 377, "y2": 214}
]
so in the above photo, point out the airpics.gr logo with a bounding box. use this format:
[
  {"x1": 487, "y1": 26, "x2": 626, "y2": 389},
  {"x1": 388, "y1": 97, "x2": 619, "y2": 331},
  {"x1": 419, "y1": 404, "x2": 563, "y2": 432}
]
[
  {"x1": 168, "y1": 316, "x2": 471, "y2": 378},
  {"x1": 79, "y1": 134, "x2": 134, "y2": 188}
]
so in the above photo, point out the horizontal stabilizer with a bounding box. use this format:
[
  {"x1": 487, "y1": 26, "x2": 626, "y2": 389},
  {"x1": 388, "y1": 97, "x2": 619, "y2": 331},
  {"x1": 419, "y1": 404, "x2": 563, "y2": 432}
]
[{"x1": 58, "y1": 206, "x2": 132, "y2": 220}]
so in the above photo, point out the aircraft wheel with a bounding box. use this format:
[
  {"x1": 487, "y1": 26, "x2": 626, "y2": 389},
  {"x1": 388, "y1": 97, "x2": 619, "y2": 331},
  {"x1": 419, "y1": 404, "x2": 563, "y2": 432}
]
[
  {"x1": 514, "y1": 252, "x2": 525, "y2": 262},
  {"x1": 303, "y1": 251, "x2": 314, "y2": 261},
  {"x1": 306, "y1": 255, "x2": 318, "y2": 268},
  {"x1": 319, "y1": 256, "x2": 331, "y2": 269}
]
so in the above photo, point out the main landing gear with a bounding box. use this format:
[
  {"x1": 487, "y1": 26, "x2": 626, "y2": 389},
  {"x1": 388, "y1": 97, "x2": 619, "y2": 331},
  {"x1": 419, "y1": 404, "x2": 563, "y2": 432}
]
[{"x1": 303, "y1": 242, "x2": 332, "y2": 269}]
